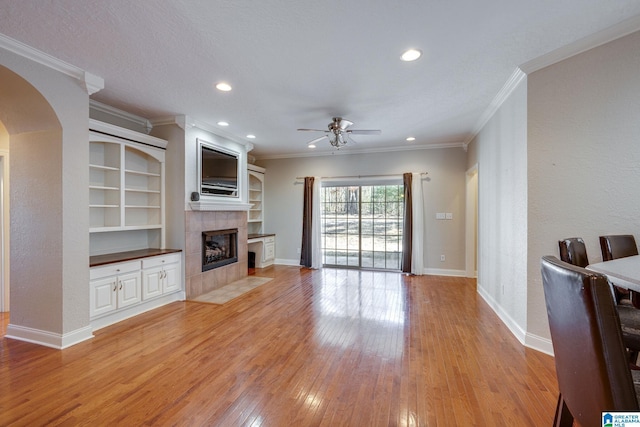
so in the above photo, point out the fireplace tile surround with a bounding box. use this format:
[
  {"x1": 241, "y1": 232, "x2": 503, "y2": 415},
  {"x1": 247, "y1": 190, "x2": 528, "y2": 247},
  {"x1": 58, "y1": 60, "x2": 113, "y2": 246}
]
[{"x1": 185, "y1": 210, "x2": 248, "y2": 299}]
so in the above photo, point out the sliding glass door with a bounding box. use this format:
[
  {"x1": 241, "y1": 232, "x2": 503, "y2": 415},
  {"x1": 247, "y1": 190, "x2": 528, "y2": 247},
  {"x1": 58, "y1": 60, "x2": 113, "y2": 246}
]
[{"x1": 321, "y1": 184, "x2": 403, "y2": 270}]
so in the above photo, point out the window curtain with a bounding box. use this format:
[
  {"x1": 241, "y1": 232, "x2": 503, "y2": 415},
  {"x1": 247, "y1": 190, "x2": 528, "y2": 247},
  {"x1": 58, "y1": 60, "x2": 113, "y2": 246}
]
[
  {"x1": 300, "y1": 176, "x2": 323, "y2": 269},
  {"x1": 402, "y1": 172, "x2": 424, "y2": 275},
  {"x1": 401, "y1": 173, "x2": 413, "y2": 273},
  {"x1": 311, "y1": 177, "x2": 322, "y2": 269},
  {"x1": 410, "y1": 172, "x2": 424, "y2": 275}
]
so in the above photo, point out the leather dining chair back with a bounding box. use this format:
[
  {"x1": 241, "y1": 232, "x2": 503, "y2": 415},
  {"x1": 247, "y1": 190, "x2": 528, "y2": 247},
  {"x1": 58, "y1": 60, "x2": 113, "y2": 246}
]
[
  {"x1": 541, "y1": 256, "x2": 639, "y2": 426},
  {"x1": 558, "y1": 237, "x2": 589, "y2": 268},
  {"x1": 600, "y1": 234, "x2": 639, "y2": 261}
]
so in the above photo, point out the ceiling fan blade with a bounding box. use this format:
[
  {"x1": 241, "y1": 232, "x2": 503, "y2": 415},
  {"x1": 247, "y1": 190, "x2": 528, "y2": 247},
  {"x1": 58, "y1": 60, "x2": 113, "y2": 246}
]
[
  {"x1": 297, "y1": 128, "x2": 328, "y2": 132},
  {"x1": 307, "y1": 135, "x2": 328, "y2": 145},
  {"x1": 347, "y1": 129, "x2": 381, "y2": 135}
]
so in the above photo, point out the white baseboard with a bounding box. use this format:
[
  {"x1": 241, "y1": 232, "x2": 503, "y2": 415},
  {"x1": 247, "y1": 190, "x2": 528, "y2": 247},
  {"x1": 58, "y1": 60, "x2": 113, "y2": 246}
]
[
  {"x1": 477, "y1": 285, "x2": 527, "y2": 345},
  {"x1": 5, "y1": 324, "x2": 94, "y2": 349},
  {"x1": 477, "y1": 284, "x2": 554, "y2": 356},
  {"x1": 525, "y1": 332, "x2": 554, "y2": 356},
  {"x1": 422, "y1": 268, "x2": 467, "y2": 277},
  {"x1": 275, "y1": 258, "x2": 301, "y2": 266}
]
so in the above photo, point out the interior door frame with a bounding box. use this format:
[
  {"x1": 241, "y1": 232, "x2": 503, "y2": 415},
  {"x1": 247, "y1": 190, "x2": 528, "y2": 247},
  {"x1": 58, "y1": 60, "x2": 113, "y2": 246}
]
[
  {"x1": 0, "y1": 151, "x2": 8, "y2": 312},
  {"x1": 465, "y1": 163, "x2": 478, "y2": 278}
]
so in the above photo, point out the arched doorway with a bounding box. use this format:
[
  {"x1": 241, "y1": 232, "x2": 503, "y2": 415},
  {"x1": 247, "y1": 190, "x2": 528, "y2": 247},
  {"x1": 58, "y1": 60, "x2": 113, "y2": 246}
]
[{"x1": 0, "y1": 59, "x2": 93, "y2": 348}]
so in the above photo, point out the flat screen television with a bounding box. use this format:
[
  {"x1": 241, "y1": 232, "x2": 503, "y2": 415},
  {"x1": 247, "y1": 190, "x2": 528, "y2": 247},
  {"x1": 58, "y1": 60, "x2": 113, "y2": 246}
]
[{"x1": 199, "y1": 141, "x2": 239, "y2": 198}]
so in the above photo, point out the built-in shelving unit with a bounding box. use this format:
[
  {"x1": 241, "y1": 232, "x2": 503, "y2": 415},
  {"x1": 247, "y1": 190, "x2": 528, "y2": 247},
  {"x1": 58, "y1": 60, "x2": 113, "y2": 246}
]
[
  {"x1": 89, "y1": 119, "x2": 167, "y2": 254},
  {"x1": 248, "y1": 164, "x2": 265, "y2": 235}
]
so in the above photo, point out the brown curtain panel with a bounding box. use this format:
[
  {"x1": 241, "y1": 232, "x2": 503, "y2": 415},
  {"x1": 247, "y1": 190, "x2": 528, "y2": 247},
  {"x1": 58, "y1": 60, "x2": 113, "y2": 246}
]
[
  {"x1": 401, "y1": 172, "x2": 413, "y2": 273},
  {"x1": 300, "y1": 176, "x2": 314, "y2": 267}
]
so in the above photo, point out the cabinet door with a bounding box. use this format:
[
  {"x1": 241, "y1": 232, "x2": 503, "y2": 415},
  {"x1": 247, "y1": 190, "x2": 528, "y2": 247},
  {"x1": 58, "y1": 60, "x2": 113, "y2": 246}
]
[
  {"x1": 118, "y1": 271, "x2": 142, "y2": 308},
  {"x1": 90, "y1": 276, "x2": 118, "y2": 317},
  {"x1": 142, "y1": 266, "x2": 163, "y2": 300},
  {"x1": 162, "y1": 263, "x2": 181, "y2": 294}
]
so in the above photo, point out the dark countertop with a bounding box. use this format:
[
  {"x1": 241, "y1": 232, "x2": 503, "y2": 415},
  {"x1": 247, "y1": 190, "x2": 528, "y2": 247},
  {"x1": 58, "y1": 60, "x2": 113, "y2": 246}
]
[
  {"x1": 248, "y1": 233, "x2": 275, "y2": 240},
  {"x1": 90, "y1": 248, "x2": 182, "y2": 267}
]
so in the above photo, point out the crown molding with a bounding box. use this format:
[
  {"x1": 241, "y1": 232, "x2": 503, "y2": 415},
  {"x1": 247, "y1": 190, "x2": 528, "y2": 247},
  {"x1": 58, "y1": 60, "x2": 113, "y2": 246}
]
[
  {"x1": 520, "y1": 14, "x2": 640, "y2": 74},
  {"x1": 256, "y1": 141, "x2": 465, "y2": 161},
  {"x1": 90, "y1": 100, "x2": 152, "y2": 132},
  {"x1": 463, "y1": 68, "x2": 527, "y2": 150},
  {"x1": 465, "y1": 15, "x2": 640, "y2": 150},
  {"x1": 0, "y1": 32, "x2": 104, "y2": 95},
  {"x1": 151, "y1": 115, "x2": 254, "y2": 148}
]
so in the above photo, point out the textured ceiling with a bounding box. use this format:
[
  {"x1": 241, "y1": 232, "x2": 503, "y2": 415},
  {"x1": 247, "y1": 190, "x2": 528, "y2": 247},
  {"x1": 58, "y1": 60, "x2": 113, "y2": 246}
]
[{"x1": 1, "y1": 1, "x2": 640, "y2": 158}]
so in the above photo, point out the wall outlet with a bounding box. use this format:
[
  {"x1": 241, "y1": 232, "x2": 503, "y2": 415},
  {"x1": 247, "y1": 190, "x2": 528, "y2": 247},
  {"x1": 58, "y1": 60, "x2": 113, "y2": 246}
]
[
  {"x1": 296, "y1": 247, "x2": 301, "y2": 254},
  {"x1": 440, "y1": 254, "x2": 445, "y2": 262},
  {"x1": 445, "y1": 213, "x2": 453, "y2": 220}
]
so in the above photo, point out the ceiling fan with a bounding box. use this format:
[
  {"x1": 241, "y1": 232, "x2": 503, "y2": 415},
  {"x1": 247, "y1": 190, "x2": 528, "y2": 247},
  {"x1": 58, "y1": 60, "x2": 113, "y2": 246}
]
[{"x1": 297, "y1": 117, "x2": 381, "y2": 148}]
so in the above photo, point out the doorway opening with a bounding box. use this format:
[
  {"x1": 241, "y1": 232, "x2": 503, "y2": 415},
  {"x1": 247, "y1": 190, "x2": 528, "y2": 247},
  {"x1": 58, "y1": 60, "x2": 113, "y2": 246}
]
[{"x1": 321, "y1": 184, "x2": 404, "y2": 270}]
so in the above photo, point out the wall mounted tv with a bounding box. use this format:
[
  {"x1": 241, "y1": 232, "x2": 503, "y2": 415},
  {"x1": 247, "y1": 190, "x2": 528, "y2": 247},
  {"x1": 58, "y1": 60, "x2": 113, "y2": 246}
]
[{"x1": 199, "y1": 141, "x2": 239, "y2": 198}]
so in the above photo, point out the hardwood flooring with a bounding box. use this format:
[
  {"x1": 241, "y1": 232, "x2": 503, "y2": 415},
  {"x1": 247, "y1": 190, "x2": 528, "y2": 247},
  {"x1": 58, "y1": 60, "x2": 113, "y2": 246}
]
[{"x1": 0, "y1": 266, "x2": 558, "y2": 426}]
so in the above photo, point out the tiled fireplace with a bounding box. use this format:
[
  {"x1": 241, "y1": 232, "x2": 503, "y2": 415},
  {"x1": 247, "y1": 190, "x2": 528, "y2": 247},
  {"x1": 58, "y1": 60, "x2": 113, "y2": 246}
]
[{"x1": 185, "y1": 210, "x2": 248, "y2": 298}]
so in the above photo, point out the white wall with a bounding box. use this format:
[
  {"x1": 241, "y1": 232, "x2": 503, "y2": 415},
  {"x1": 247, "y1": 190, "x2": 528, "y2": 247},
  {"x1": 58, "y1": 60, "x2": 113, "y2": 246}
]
[
  {"x1": 527, "y1": 29, "x2": 640, "y2": 342},
  {"x1": 258, "y1": 147, "x2": 468, "y2": 272},
  {"x1": 467, "y1": 78, "x2": 529, "y2": 345},
  {"x1": 0, "y1": 48, "x2": 91, "y2": 343}
]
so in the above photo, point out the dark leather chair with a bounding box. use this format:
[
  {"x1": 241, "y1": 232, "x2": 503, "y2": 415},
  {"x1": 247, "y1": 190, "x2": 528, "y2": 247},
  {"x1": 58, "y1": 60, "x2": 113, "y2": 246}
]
[
  {"x1": 600, "y1": 234, "x2": 639, "y2": 261},
  {"x1": 558, "y1": 237, "x2": 589, "y2": 268},
  {"x1": 559, "y1": 237, "x2": 640, "y2": 357},
  {"x1": 600, "y1": 235, "x2": 639, "y2": 306},
  {"x1": 541, "y1": 256, "x2": 640, "y2": 426}
]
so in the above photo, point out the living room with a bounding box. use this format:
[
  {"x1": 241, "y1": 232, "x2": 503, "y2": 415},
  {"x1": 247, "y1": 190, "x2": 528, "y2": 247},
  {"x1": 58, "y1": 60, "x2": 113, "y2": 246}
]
[{"x1": 2, "y1": 3, "x2": 640, "y2": 423}]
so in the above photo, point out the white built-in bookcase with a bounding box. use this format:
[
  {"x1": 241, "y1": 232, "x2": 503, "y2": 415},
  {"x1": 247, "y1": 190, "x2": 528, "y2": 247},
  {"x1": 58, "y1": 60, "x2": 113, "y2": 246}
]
[{"x1": 89, "y1": 119, "x2": 167, "y2": 255}]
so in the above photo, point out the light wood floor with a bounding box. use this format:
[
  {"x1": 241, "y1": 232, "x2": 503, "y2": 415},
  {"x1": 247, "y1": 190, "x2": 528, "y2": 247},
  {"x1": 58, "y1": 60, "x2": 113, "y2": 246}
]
[{"x1": 0, "y1": 266, "x2": 558, "y2": 426}]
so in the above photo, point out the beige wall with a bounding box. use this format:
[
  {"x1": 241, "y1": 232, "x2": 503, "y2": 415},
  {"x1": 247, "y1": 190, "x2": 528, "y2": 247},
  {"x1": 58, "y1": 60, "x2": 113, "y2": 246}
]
[
  {"x1": 259, "y1": 147, "x2": 468, "y2": 273},
  {"x1": 469, "y1": 29, "x2": 640, "y2": 354},
  {"x1": 527, "y1": 29, "x2": 640, "y2": 342}
]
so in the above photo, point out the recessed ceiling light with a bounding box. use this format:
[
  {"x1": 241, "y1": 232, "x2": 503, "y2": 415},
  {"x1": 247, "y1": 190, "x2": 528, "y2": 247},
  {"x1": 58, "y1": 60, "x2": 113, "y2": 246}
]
[
  {"x1": 246, "y1": 134, "x2": 256, "y2": 139},
  {"x1": 308, "y1": 143, "x2": 316, "y2": 149},
  {"x1": 217, "y1": 121, "x2": 229, "y2": 126},
  {"x1": 216, "y1": 82, "x2": 232, "y2": 91},
  {"x1": 401, "y1": 49, "x2": 422, "y2": 62},
  {"x1": 406, "y1": 137, "x2": 416, "y2": 141}
]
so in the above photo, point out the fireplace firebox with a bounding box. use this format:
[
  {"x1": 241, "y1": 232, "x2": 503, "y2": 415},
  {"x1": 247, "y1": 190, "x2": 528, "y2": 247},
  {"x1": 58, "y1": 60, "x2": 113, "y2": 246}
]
[{"x1": 202, "y1": 228, "x2": 238, "y2": 271}]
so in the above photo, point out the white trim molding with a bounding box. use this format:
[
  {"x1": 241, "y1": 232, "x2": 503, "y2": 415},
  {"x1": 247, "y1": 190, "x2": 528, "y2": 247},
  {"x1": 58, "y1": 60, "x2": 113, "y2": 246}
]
[
  {"x1": 5, "y1": 324, "x2": 94, "y2": 349},
  {"x1": 520, "y1": 14, "x2": 640, "y2": 74},
  {"x1": 464, "y1": 68, "x2": 527, "y2": 149},
  {"x1": 477, "y1": 284, "x2": 527, "y2": 345},
  {"x1": 90, "y1": 100, "x2": 152, "y2": 133},
  {"x1": 189, "y1": 201, "x2": 252, "y2": 212},
  {"x1": 0, "y1": 33, "x2": 104, "y2": 95},
  {"x1": 423, "y1": 268, "x2": 467, "y2": 277},
  {"x1": 152, "y1": 115, "x2": 255, "y2": 149}
]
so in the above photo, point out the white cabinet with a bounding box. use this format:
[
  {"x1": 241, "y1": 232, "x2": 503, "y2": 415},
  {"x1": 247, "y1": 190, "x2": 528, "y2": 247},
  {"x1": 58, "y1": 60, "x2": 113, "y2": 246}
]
[
  {"x1": 90, "y1": 261, "x2": 141, "y2": 318},
  {"x1": 248, "y1": 234, "x2": 276, "y2": 268},
  {"x1": 263, "y1": 235, "x2": 275, "y2": 263},
  {"x1": 89, "y1": 119, "x2": 167, "y2": 252},
  {"x1": 89, "y1": 251, "x2": 183, "y2": 330},
  {"x1": 247, "y1": 165, "x2": 265, "y2": 235},
  {"x1": 142, "y1": 253, "x2": 181, "y2": 300}
]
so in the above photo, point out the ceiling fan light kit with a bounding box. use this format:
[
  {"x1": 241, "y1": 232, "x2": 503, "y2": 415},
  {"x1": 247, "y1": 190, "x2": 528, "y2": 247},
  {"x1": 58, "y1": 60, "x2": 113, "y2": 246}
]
[{"x1": 298, "y1": 117, "x2": 381, "y2": 149}]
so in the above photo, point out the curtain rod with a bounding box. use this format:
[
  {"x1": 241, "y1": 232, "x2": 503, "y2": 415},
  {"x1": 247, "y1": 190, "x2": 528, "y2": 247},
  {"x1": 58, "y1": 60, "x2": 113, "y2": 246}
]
[{"x1": 295, "y1": 172, "x2": 428, "y2": 180}]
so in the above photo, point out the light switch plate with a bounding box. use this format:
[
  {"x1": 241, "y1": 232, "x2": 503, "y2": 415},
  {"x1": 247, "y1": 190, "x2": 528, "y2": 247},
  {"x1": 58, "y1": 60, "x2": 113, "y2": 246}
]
[
  {"x1": 436, "y1": 213, "x2": 446, "y2": 220},
  {"x1": 445, "y1": 213, "x2": 453, "y2": 220}
]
